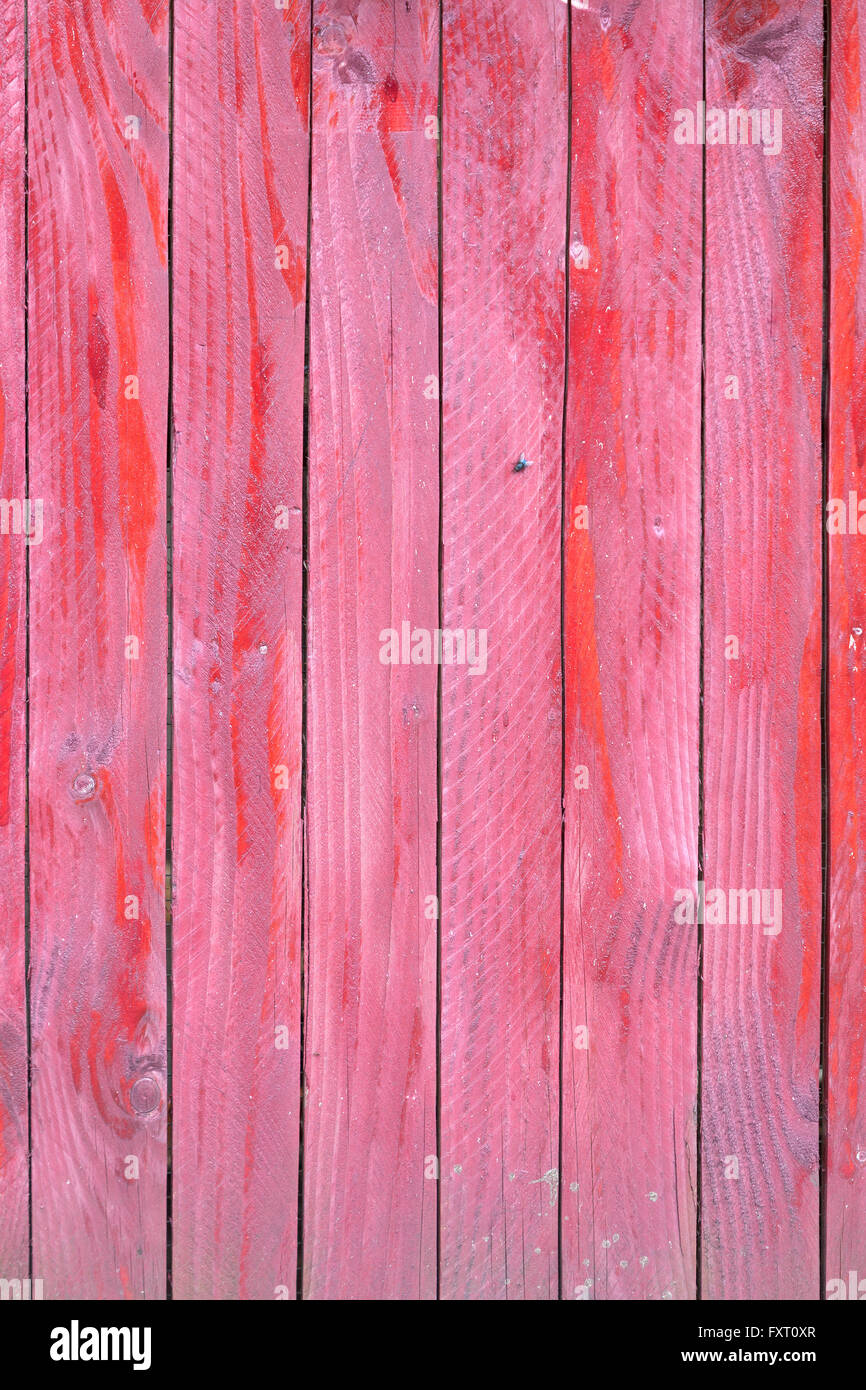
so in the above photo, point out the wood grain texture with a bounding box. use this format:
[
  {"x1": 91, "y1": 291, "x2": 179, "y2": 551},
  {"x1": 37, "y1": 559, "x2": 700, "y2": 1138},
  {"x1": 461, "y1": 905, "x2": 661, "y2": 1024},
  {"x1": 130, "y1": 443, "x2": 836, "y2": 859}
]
[
  {"x1": 303, "y1": 0, "x2": 439, "y2": 1301},
  {"x1": 562, "y1": 0, "x2": 703, "y2": 1301},
  {"x1": 172, "y1": 0, "x2": 308, "y2": 1300},
  {"x1": 0, "y1": 0, "x2": 28, "y2": 1285},
  {"x1": 701, "y1": 0, "x2": 823, "y2": 1300},
  {"x1": 827, "y1": 0, "x2": 866, "y2": 1293},
  {"x1": 438, "y1": 0, "x2": 567, "y2": 1301},
  {"x1": 3, "y1": 0, "x2": 857, "y2": 1305},
  {"x1": 27, "y1": 0, "x2": 169, "y2": 1299}
]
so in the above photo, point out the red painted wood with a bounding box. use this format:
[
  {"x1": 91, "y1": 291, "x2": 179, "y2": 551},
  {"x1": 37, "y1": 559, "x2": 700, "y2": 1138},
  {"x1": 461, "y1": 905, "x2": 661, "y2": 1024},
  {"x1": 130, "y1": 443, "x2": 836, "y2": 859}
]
[
  {"x1": 0, "y1": 2, "x2": 27, "y2": 1286},
  {"x1": 303, "y1": 0, "x2": 439, "y2": 1301},
  {"x1": 827, "y1": 0, "x2": 866, "y2": 1294},
  {"x1": 439, "y1": 0, "x2": 567, "y2": 1301},
  {"x1": 4, "y1": 0, "x2": 855, "y2": 1305},
  {"x1": 702, "y1": 0, "x2": 823, "y2": 1300},
  {"x1": 172, "y1": 0, "x2": 308, "y2": 1299},
  {"x1": 27, "y1": 0, "x2": 169, "y2": 1298},
  {"x1": 562, "y1": 0, "x2": 703, "y2": 1301}
]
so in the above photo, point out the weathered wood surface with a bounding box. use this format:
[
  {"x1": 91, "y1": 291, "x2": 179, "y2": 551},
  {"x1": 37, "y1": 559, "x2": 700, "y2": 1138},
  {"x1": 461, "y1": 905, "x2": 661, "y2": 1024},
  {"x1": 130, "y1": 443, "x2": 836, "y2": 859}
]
[
  {"x1": 562, "y1": 0, "x2": 703, "y2": 1302},
  {"x1": 27, "y1": 0, "x2": 169, "y2": 1298},
  {"x1": 0, "y1": 0, "x2": 28, "y2": 1286},
  {"x1": 438, "y1": 0, "x2": 568, "y2": 1301},
  {"x1": 171, "y1": 0, "x2": 308, "y2": 1299},
  {"x1": 303, "y1": 0, "x2": 439, "y2": 1301},
  {"x1": 701, "y1": 0, "x2": 823, "y2": 1301},
  {"x1": 1, "y1": 0, "x2": 865, "y2": 1305}
]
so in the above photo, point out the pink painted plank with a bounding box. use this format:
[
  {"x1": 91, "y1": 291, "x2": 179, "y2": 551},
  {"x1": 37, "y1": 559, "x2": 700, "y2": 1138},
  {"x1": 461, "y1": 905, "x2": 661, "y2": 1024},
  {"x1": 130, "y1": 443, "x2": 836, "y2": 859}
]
[
  {"x1": 27, "y1": 0, "x2": 169, "y2": 1298},
  {"x1": 701, "y1": 0, "x2": 823, "y2": 1300},
  {"x1": 172, "y1": 0, "x2": 308, "y2": 1299},
  {"x1": 439, "y1": 0, "x2": 567, "y2": 1301},
  {"x1": 0, "y1": 1, "x2": 28, "y2": 1287},
  {"x1": 561, "y1": 0, "x2": 703, "y2": 1301},
  {"x1": 303, "y1": 0, "x2": 439, "y2": 1301},
  {"x1": 827, "y1": 0, "x2": 866, "y2": 1295}
]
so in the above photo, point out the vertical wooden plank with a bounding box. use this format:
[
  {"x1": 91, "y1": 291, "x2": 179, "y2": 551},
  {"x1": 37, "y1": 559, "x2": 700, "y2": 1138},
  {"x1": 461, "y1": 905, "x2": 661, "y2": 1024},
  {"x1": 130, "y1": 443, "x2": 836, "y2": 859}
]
[
  {"x1": 702, "y1": 0, "x2": 823, "y2": 1299},
  {"x1": 828, "y1": 0, "x2": 866, "y2": 1294},
  {"x1": 0, "y1": 1, "x2": 27, "y2": 1285},
  {"x1": 304, "y1": 0, "x2": 439, "y2": 1301},
  {"x1": 28, "y1": 0, "x2": 169, "y2": 1298},
  {"x1": 172, "y1": 0, "x2": 308, "y2": 1299},
  {"x1": 562, "y1": 0, "x2": 703, "y2": 1301},
  {"x1": 439, "y1": 0, "x2": 567, "y2": 1301}
]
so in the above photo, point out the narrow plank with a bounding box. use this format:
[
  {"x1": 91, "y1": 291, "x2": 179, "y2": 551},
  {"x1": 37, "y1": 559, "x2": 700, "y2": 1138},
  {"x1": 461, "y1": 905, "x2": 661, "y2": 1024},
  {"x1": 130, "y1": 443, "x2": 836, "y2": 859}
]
[
  {"x1": 702, "y1": 0, "x2": 823, "y2": 1299},
  {"x1": 303, "y1": 0, "x2": 439, "y2": 1301},
  {"x1": 28, "y1": 0, "x2": 169, "y2": 1298},
  {"x1": 827, "y1": 0, "x2": 866, "y2": 1296},
  {"x1": 172, "y1": 0, "x2": 308, "y2": 1299},
  {"x1": 0, "y1": 1, "x2": 28, "y2": 1286},
  {"x1": 561, "y1": 0, "x2": 703, "y2": 1300},
  {"x1": 439, "y1": 0, "x2": 567, "y2": 1301}
]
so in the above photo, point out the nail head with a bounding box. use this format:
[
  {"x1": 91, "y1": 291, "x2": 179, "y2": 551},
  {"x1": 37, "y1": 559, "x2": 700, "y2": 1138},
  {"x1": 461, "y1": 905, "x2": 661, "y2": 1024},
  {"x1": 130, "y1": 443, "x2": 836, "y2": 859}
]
[
  {"x1": 72, "y1": 773, "x2": 97, "y2": 801},
  {"x1": 130, "y1": 1076, "x2": 161, "y2": 1116}
]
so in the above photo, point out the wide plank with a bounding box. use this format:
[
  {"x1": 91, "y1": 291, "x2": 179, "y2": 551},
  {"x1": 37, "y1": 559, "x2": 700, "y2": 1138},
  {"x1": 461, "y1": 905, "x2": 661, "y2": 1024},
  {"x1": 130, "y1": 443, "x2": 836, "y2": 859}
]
[
  {"x1": 701, "y1": 0, "x2": 823, "y2": 1300},
  {"x1": 28, "y1": 0, "x2": 169, "y2": 1299},
  {"x1": 439, "y1": 0, "x2": 567, "y2": 1301},
  {"x1": 562, "y1": 0, "x2": 703, "y2": 1301},
  {"x1": 303, "y1": 0, "x2": 439, "y2": 1301},
  {"x1": 171, "y1": 0, "x2": 309, "y2": 1299}
]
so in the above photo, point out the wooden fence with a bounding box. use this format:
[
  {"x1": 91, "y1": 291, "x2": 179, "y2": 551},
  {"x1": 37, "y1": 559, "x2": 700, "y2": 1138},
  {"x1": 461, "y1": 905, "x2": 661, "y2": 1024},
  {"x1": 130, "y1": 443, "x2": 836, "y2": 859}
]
[{"x1": 0, "y1": 0, "x2": 863, "y2": 1301}]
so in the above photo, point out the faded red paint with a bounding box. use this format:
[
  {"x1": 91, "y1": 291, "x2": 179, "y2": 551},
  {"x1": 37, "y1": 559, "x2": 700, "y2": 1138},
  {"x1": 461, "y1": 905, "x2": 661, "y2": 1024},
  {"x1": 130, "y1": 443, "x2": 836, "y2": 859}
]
[
  {"x1": 1, "y1": 0, "x2": 862, "y2": 1310},
  {"x1": 171, "y1": 0, "x2": 306, "y2": 1301},
  {"x1": 701, "y1": 0, "x2": 822, "y2": 1300},
  {"x1": 27, "y1": 0, "x2": 168, "y2": 1299},
  {"x1": 303, "y1": 0, "x2": 438, "y2": 1301},
  {"x1": 562, "y1": 0, "x2": 703, "y2": 1303},
  {"x1": 439, "y1": 0, "x2": 566, "y2": 1302}
]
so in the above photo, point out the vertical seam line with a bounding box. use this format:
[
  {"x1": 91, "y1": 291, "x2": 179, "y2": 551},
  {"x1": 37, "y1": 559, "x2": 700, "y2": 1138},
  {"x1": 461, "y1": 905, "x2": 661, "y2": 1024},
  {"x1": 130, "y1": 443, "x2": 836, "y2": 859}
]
[{"x1": 296, "y1": 0, "x2": 315, "y2": 1306}]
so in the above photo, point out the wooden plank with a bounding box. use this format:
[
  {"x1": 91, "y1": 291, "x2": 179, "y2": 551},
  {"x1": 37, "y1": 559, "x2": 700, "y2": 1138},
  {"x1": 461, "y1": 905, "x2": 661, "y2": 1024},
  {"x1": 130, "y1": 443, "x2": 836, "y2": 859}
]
[
  {"x1": 439, "y1": 0, "x2": 567, "y2": 1301},
  {"x1": 0, "y1": 1, "x2": 28, "y2": 1287},
  {"x1": 27, "y1": 0, "x2": 169, "y2": 1298},
  {"x1": 303, "y1": 0, "x2": 439, "y2": 1301},
  {"x1": 827, "y1": 0, "x2": 866, "y2": 1296},
  {"x1": 171, "y1": 0, "x2": 308, "y2": 1300},
  {"x1": 701, "y1": 0, "x2": 823, "y2": 1300},
  {"x1": 561, "y1": 0, "x2": 703, "y2": 1301}
]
